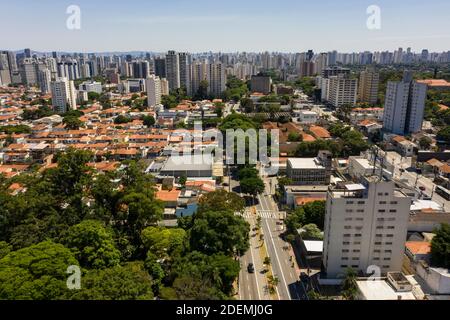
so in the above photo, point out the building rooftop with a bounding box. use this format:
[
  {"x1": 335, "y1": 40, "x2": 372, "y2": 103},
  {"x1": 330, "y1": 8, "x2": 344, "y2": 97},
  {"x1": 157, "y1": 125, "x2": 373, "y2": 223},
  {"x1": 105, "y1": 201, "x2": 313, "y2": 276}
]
[
  {"x1": 161, "y1": 154, "x2": 213, "y2": 172},
  {"x1": 405, "y1": 241, "x2": 431, "y2": 255},
  {"x1": 357, "y1": 280, "x2": 416, "y2": 300},
  {"x1": 288, "y1": 157, "x2": 325, "y2": 170}
]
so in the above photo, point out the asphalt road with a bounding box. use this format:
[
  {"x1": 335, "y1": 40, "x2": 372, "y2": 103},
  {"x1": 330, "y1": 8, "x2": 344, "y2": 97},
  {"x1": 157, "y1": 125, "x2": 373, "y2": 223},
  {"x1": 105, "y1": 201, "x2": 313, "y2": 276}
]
[{"x1": 256, "y1": 176, "x2": 309, "y2": 300}]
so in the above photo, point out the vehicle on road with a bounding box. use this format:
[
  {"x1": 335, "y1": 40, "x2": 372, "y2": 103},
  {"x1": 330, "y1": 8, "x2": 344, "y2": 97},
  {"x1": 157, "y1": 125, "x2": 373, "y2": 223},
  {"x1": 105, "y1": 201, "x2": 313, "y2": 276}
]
[
  {"x1": 247, "y1": 263, "x2": 255, "y2": 273},
  {"x1": 419, "y1": 186, "x2": 426, "y2": 191}
]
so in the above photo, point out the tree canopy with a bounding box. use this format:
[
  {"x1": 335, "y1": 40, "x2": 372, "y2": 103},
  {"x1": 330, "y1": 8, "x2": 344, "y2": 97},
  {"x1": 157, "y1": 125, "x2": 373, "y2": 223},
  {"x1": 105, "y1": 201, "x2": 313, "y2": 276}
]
[{"x1": 431, "y1": 223, "x2": 450, "y2": 268}]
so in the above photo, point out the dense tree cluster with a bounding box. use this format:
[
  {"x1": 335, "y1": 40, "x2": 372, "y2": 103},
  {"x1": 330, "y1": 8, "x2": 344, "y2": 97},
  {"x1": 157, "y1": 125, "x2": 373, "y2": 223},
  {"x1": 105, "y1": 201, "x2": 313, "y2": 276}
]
[
  {"x1": 285, "y1": 201, "x2": 326, "y2": 239},
  {"x1": 430, "y1": 223, "x2": 450, "y2": 268},
  {"x1": 0, "y1": 151, "x2": 248, "y2": 299}
]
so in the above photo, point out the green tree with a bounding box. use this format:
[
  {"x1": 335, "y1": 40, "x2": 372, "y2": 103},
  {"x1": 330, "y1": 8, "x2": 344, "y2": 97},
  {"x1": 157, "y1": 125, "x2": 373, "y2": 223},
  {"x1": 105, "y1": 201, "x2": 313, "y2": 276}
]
[
  {"x1": 194, "y1": 80, "x2": 209, "y2": 100},
  {"x1": 62, "y1": 220, "x2": 121, "y2": 269},
  {"x1": 341, "y1": 268, "x2": 358, "y2": 300},
  {"x1": 189, "y1": 210, "x2": 250, "y2": 256},
  {"x1": 300, "y1": 224, "x2": 323, "y2": 240},
  {"x1": 87, "y1": 92, "x2": 101, "y2": 101},
  {"x1": 0, "y1": 241, "x2": 11, "y2": 259},
  {"x1": 114, "y1": 115, "x2": 132, "y2": 124},
  {"x1": 437, "y1": 126, "x2": 450, "y2": 144},
  {"x1": 179, "y1": 174, "x2": 187, "y2": 187},
  {"x1": 142, "y1": 115, "x2": 155, "y2": 128},
  {"x1": 198, "y1": 189, "x2": 245, "y2": 213},
  {"x1": 240, "y1": 177, "x2": 265, "y2": 196},
  {"x1": 141, "y1": 226, "x2": 186, "y2": 260},
  {"x1": 171, "y1": 251, "x2": 240, "y2": 298},
  {"x1": 301, "y1": 201, "x2": 326, "y2": 230},
  {"x1": 0, "y1": 125, "x2": 31, "y2": 134},
  {"x1": 67, "y1": 262, "x2": 154, "y2": 300},
  {"x1": 288, "y1": 132, "x2": 303, "y2": 142},
  {"x1": 63, "y1": 115, "x2": 83, "y2": 130},
  {"x1": 0, "y1": 240, "x2": 78, "y2": 299},
  {"x1": 419, "y1": 136, "x2": 432, "y2": 150},
  {"x1": 430, "y1": 223, "x2": 450, "y2": 268}
]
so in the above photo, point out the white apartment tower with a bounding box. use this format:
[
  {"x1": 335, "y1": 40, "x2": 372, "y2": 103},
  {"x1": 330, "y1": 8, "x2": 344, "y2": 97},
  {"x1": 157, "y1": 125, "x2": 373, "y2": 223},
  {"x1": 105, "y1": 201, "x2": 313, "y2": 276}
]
[
  {"x1": 50, "y1": 77, "x2": 77, "y2": 113},
  {"x1": 327, "y1": 75, "x2": 358, "y2": 108},
  {"x1": 382, "y1": 71, "x2": 427, "y2": 135},
  {"x1": 323, "y1": 176, "x2": 411, "y2": 279},
  {"x1": 165, "y1": 50, "x2": 180, "y2": 92},
  {"x1": 358, "y1": 67, "x2": 379, "y2": 105},
  {"x1": 145, "y1": 75, "x2": 162, "y2": 107}
]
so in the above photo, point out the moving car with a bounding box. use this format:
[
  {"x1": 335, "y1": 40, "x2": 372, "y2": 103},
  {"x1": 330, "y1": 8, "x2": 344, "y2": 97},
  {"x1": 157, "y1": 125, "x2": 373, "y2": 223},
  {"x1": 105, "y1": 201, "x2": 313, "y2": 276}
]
[{"x1": 247, "y1": 263, "x2": 255, "y2": 273}]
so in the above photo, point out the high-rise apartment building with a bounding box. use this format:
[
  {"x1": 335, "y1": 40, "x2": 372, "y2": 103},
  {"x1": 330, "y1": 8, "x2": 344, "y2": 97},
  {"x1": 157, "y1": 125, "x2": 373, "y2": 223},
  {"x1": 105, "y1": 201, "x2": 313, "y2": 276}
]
[
  {"x1": 50, "y1": 77, "x2": 77, "y2": 113},
  {"x1": 146, "y1": 75, "x2": 162, "y2": 107},
  {"x1": 57, "y1": 60, "x2": 80, "y2": 80},
  {"x1": 382, "y1": 71, "x2": 427, "y2": 135},
  {"x1": 160, "y1": 78, "x2": 169, "y2": 96},
  {"x1": 207, "y1": 62, "x2": 226, "y2": 97},
  {"x1": 250, "y1": 75, "x2": 272, "y2": 94},
  {"x1": 37, "y1": 68, "x2": 51, "y2": 94},
  {"x1": 154, "y1": 58, "x2": 166, "y2": 78},
  {"x1": 20, "y1": 58, "x2": 38, "y2": 86},
  {"x1": 327, "y1": 75, "x2": 358, "y2": 108},
  {"x1": 178, "y1": 52, "x2": 191, "y2": 94},
  {"x1": 323, "y1": 173, "x2": 410, "y2": 278},
  {"x1": 165, "y1": 51, "x2": 180, "y2": 92},
  {"x1": 358, "y1": 67, "x2": 379, "y2": 105},
  {"x1": 190, "y1": 60, "x2": 208, "y2": 96},
  {"x1": 0, "y1": 53, "x2": 12, "y2": 85},
  {"x1": 132, "y1": 61, "x2": 150, "y2": 79}
]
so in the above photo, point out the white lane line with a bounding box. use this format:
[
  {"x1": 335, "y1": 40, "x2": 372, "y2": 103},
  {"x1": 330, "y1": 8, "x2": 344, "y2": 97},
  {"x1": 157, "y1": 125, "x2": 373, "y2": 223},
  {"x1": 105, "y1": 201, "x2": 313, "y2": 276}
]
[
  {"x1": 248, "y1": 224, "x2": 262, "y2": 300},
  {"x1": 262, "y1": 221, "x2": 290, "y2": 298}
]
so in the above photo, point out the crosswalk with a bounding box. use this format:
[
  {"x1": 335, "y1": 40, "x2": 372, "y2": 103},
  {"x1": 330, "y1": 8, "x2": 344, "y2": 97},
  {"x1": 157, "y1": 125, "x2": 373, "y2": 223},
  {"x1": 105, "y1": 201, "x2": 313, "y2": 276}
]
[{"x1": 235, "y1": 210, "x2": 281, "y2": 219}]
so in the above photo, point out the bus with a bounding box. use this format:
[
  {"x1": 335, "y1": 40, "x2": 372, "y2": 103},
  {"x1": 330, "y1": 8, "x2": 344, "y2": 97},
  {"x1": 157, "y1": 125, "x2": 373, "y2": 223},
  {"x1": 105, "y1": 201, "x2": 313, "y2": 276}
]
[{"x1": 435, "y1": 186, "x2": 450, "y2": 201}]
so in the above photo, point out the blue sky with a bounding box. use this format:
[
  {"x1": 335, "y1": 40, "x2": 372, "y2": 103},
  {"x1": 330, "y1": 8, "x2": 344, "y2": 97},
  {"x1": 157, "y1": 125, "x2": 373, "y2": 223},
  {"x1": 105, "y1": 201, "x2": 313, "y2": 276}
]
[{"x1": 1, "y1": 0, "x2": 450, "y2": 53}]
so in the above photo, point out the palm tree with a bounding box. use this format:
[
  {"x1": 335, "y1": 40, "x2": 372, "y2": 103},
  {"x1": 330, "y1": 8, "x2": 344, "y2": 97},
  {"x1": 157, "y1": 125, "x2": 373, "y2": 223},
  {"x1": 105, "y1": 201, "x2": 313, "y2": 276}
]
[{"x1": 268, "y1": 275, "x2": 279, "y2": 287}]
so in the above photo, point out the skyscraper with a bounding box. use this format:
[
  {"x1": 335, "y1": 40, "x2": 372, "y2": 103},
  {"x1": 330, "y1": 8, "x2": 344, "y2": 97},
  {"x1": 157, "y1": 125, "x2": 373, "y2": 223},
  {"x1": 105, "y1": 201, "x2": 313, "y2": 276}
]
[
  {"x1": 358, "y1": 67, "x2": 379, "y2": 105},
  {"x1": 165, "y1": 50, "x2": 180, "y2": 92},
  {"x1": 50, "y1": 77, "x2": 77, "y2": 113},
  {"x1": 382, "y1": 71, "x2": 427, "y2": 135},
  {"x1": 178, "y1": 52, "x2": 191, "y2": 94},
  {"x1": 145, "y1": 75, "x2": 162, "y2": 107},
  {"x1": 154, "y1": 58, "x2": 166, "y2": 78},
  {"x1": 24, "y1": 48, "x2": 31, "y2": 58},
  {"x1": 132, "y1": 61, "x2": 150, "y2": 79}
]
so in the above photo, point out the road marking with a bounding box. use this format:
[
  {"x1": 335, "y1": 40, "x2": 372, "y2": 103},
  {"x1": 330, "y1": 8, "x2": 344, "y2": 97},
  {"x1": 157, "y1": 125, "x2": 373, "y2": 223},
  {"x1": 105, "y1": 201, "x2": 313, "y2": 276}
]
[
  {"x1": 259, "y1": 195, "x2": 290, "y2": 300},
  {"x1": 248, "y1": 224, "x2": 262, "y2": 300}
]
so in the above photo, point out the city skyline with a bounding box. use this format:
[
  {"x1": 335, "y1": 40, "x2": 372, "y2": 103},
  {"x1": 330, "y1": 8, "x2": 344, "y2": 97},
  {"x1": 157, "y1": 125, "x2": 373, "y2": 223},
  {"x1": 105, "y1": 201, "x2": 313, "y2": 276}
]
[{"x1": 2, "y1": 0, "x2": 450, "y2": 53}]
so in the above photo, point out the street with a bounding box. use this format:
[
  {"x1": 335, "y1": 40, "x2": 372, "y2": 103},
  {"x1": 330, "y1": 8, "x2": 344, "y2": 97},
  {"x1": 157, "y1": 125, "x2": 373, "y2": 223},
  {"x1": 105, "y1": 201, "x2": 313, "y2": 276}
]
[{"x1": 386, "y1": 153, "x2": 450, "y2": 211}]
